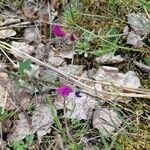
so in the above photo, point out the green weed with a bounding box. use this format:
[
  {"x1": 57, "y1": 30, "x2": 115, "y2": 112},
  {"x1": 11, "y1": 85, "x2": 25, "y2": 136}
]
[
  {"x1": 138, "y1": 0, "x2": 150, "y2": 12},
  {"x1": 9, "y1": 135, "x2": 34, "y2": 150},
  {"x1": 18, "y1": 59, "x2": 32, "y2": 76}
]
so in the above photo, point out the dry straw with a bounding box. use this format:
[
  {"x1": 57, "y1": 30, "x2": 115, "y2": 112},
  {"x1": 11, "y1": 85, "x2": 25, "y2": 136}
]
[{"x1": 0, "y1": 41, "x2": 150, "y2": 99}]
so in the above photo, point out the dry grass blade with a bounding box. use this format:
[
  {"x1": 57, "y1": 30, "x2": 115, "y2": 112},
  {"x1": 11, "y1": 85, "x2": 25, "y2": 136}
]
[
  {"x1": 0, "y1": 41, "x2": 150, "y2": 99},
  {"x1": 0, "y1": 20, "x2": 42, "y2": 30},
  {"x1": 71, "y1": 75, "x2": 150, "y2": 94}
]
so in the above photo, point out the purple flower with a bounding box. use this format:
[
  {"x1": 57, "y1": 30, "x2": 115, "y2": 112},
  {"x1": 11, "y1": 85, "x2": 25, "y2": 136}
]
[
  {"x1": 57, "y1": 85, "x2": 73, "y2": 96},
  {"x1": 70, "y1": 33, "x2": 76, "y2": 42},
  {"x1": 75, "y1": 91, "x2": 82, "y2": 97},
  {"x1": 52, "y1": 25, "x2": 65, "y2": 37}
]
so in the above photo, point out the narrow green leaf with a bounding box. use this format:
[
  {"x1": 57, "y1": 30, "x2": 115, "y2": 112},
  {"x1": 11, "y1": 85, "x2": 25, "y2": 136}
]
[{"x1": 138, "y1": 0, "x2": 150, "y2": 11}]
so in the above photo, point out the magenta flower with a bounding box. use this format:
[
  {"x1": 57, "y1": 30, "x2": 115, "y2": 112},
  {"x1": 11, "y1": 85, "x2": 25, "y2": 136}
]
[
  {"x1": 69, "y1": 33, "x2": 76, "y2": 42},
  {"x1": 57, "y1": 85, "x2": 73, "y2": 96},
  {"x1": 52, "y1": 25, "x2": 65, "y2": 37}
]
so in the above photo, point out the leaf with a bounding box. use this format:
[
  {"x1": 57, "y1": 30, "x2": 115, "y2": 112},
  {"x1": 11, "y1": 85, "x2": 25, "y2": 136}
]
[
  {"x1": 0, "y1": 29, "x2": 16, "y2": 39},
  {"x1": 23, "y1": 27, "x2": 40, "y2": 43},
  {"x1": 59, "y1": 65, "x2": 84, "y2": 76},
  {"x1": 93, "y1": 27, "x2": 119, "y2": 56},
  {"x1": 18, "y1": 59, "x2": 32, "y2": 75},
  {"x1": 47, "y1": 97, "x2": 62, "y2": 131},
  {"x1": 99, "y1": 133, "x2": 109, "y2": 149},
  {"x1": 107, "y1": 27, "x2": 119, "y2": 41},
  {"x1": 55, "y1": 92, "x2": 98, "y2": 120},
  {"x1": 4, "y1": 18, "x2": 21, "y2": 25},
  {"x1": 95, "y1": 52, "x2": 124, "y2": 64},
  {"x1": 144, "y1": 57, "x2": 150, "y2": 65},
  {"x1": 76, "y1": 41, "x2": 90, "y2": 54},
  {"x1": 126, "y1": 31, "x2": 143, "y2": 48},
  {"x1": 133, "y1": 61, "x2": 150, "y2": 72},
  {"x1": 0, "y1": 108, "x2": 9, "y2": 122},
  {"x1": 32, "y1": 105, "x2": 54, "y2": 143},
  {"x1": 48, "y1": 51, "x2": 64, "y2": 67},
  {"x1": 82, "y1": 30, "x2": 93, "y2": 42},
  {"x1": 11, "y1": 41, "x2": 35, "y2": 58},
  {"x1": 10, "y1": 140, "x2": 26, "y2": 150},
  {"x1": 94, "y1": 66, "x2": 119, "y2": 81},
  {"x1": 113, "y1": 141, "x2": 123, "y2": 150},
  {"x1": 93, "y1": 108, "x2": 122, "y2": 136},
  {"x1": 35, "y1": 43, "x2": 49, "y2": 61},
  {"x1": 57, "y1": 49, "x2": 75, "y2": 59},
  {"x1": 94, "y1": 40, "x2": 118, "y2": 56},
  {"x1": 9, "y1": 135, "x2": 34, "y2": 150},
  {"x1": 0, "y1": 72, "x2": 15, "y2": 111},
  {"x1": 127, "y1": 13, "x2": 149, "y2": 36},
  {"x1": 117, "y1": 71, "x2": 141, "y2": 88},
  {"x1": 92, "y1": 66, "x2": 141, "y2": 102},
  {"x1": 25, "y1": 64, "x2": 39, "y2": 78},
  {"x1": 25, "y1": 135, "x2": 34, "y2": 146},
  {"x1": 123, "y1": 26, "x2": 130, "y2": 36},
  {"x1": 94, "y1": 66, "x2": 141, "y2": 89},
  {"x1": 7, "y1": 113, "x2": 32, "y2": 143}
]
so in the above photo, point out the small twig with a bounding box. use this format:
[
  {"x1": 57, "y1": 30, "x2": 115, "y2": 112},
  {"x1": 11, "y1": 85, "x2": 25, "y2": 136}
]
[
  {"x1": 66, "y1": 42, "x2": 75, "y2": 84},
  {"x1": 42, "y1": 14, "x2": 49, "y2": 42},
  {"x1": 47, "y1": 1, "x2": 52, "y2": 40},
  {"x1": 144, "y1": 7, "x2": 150, "y2": 20},
  {"x1": 5, "y1": 86, "x2": 32, "y2": 128},
  {"x1": 47, "y1": 137, "x2": 57, "y2": 149},
  {"x1": 0, "y1": 41, "x2": 150, "y2": 99},
  {"x1": 0, "y1": 20, "x2": 42, "y2": 30},
  {"x1": 0, "y1": 48, "x2": 17, "y2": 68},
  {"x1": 2, "y1": 90, "x2": 8, "y2": 114},
  {"x1": 57, "y1": 134, "x2": 65, "y2": 150},
  {"x1": 0, "y1": 122, "x2": 3, "y2": 150},
  {"x1": 0, "y1": 68, "x2": 59, "y2": 87},
  {"x1": 70, "y1": 74, "x2": 150, "y2": 94}
]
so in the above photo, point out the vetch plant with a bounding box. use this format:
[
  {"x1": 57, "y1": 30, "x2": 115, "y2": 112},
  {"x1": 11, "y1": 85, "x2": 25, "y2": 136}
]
[
  {"x1": 92, "y1": 27, "x2": 119, "y2": 56},
  {"x1": 56, "y1": 84, "x2": 75, "y2": 143},
  {"x1": 52, "y1": 24, "x2": 77, "y2": 43},
  {"x1": 52, "y1": 25, "x2": 66, "y2": 37},
  {"x1": 75, "y1": 40, "x2": 90, "y2": 57},
  {"x1": 75, "y1": 31, "x2": 93, "y2": 57},
  {"x1": 57, "y1": 85, "x2": 82, "y2": 97}
]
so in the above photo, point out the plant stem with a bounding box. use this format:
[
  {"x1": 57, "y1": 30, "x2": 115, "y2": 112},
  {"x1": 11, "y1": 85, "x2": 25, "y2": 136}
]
[{"x1": 63, "y1": 97, "x2": 74, "y2": 143}]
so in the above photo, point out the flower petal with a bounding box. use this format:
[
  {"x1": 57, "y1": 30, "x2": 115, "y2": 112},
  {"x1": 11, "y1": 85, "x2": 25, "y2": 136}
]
[
  {"x1": 70, "y1": 33, "x2": 76, "y2": 42},
  {"x1": 57, "y1": 85, "x2": 73, "y2": 96},
  {"x1": 52, "y1": 25, "x2": 65, "y2": 37}
]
